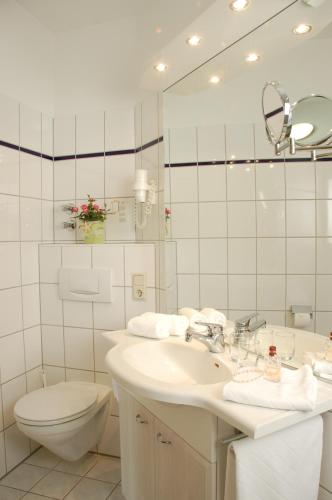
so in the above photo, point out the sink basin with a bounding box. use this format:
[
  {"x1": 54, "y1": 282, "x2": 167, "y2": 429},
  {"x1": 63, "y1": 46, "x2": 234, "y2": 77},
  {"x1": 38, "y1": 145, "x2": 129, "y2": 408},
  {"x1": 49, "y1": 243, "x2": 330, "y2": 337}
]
[{"x1": 122, "y1": 341, "x2": 229, "y2": 386}]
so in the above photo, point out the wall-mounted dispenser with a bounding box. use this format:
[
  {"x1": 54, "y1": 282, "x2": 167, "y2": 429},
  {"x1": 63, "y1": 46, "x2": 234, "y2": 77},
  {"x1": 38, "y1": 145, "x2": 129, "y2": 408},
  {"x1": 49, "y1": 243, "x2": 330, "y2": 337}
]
[{"x1": 134, "y1": 169, "x2": 156, "y2": 229}]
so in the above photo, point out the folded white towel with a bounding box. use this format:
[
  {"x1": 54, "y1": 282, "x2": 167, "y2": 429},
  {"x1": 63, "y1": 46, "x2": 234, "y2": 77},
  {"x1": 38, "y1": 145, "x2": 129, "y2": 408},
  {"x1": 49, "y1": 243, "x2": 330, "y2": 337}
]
[
  {"x1": 127, "y1": 313, "x2": 172, "y2": 339},
  {"x1": 200, "y1": 308, "x2": 226, "y2": 327},
  {"x1": 178, "y1": 307, "x2": 207, "y2": 332},
  {"x1": 169, "y1": 314, "x2": 189, "y2": 336},
  {"x1": 224, "y1": 415, "x2": 323, "y2": 500},
  {"x1": 223, "y1": 365, "x2": 317, "y2": 411}
]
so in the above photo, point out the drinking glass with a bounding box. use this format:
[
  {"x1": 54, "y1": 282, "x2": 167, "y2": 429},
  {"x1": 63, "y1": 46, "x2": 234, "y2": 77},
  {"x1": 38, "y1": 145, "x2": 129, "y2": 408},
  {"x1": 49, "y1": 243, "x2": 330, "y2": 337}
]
[
  {"x1": 229, "y1": 334, "x2": 250, "y2": 364},
  {"x1": 255, "y1": 328, "x2": 275, "y2": 359},
  {"x1": 274, "y1": 330, "x2": 295, "y2": 361}
]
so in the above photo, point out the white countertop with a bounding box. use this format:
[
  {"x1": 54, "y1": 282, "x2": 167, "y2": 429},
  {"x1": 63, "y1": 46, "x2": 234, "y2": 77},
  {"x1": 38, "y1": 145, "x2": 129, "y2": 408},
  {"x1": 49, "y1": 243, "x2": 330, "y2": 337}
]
[{"x1": 104, "y1": 329, "x2": 332, "y2": 439}]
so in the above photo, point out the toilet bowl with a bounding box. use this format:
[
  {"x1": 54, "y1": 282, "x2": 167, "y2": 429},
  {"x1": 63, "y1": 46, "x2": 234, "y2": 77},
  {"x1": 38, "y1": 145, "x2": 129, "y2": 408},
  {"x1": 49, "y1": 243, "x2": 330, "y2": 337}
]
[{"x1": 14, "y1": 381, "x2": 111, "y2": 461}]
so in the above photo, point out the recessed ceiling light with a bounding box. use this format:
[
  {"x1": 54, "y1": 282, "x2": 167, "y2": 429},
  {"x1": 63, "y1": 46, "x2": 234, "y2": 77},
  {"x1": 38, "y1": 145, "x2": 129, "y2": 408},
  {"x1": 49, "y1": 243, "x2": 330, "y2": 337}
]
[
  {"x1": 209, "y1": 75, "x2": 221, "y2": 84},
  {"x1": 154, "y1": 62, "x2": 168, "y2": 72},
  {"x1": 229, "y1": 0, "x2": 250, "y2": 11},
  {"x1": 245, "y1": 53, "x2": 260, "y2": 62},
  {"x1": 187, "y1": 35, "x2": 202, "y2": 46},
  {"x1": 293, "y1": 23, "x2": 312, "y2": 35}
]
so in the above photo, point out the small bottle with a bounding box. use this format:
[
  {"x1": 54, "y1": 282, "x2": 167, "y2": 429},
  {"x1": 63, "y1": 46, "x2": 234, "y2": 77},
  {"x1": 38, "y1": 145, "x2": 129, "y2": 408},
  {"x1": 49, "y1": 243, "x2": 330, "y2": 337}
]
[
  {"x1": 325, "y1": 332, "x2": 332, "y2": 362},
  {"x1": 264, "y1": 345, "x2": 281, "y2": 382}
]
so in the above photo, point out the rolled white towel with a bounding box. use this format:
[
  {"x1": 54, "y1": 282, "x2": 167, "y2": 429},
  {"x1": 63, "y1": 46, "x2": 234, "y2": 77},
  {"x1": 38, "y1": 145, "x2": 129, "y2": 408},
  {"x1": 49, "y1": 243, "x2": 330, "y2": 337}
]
[
  {"x1": 178, "y1": 307, "x2": 207, "y2": 333},
  {"x1": 169, "y1": 314, "x2": 189, "y2": 336},
  {"x1": 127, "y1": 312, "x2": 171, "y2": 339},
  {"x1": 200, "y1": 308, "x2": 227, "y2": 327}
]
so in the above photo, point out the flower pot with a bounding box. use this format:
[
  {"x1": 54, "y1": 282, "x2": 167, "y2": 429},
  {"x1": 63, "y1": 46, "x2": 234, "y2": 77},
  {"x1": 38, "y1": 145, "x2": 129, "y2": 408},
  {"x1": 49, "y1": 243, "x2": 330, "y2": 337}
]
[{"x1": 80, "y1": 220, "x2": 105, "y2": 244}]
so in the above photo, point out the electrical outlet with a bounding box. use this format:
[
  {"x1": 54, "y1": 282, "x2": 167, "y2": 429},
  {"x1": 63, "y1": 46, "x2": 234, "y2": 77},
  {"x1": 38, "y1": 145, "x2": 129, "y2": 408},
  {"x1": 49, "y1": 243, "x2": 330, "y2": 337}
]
[{"x1": 132, "y1": 273, "x2": 146, "y2": 300}]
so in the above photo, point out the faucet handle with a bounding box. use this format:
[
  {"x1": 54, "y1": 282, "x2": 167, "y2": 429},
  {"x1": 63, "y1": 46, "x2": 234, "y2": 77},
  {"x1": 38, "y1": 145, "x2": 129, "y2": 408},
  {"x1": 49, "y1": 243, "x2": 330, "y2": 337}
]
[
  {"x1": 235, "y1": 312, "x2": 258, "y2": 328},
  {"x1": 194, "y1": 321, "x2": 224, "y2": 337}
]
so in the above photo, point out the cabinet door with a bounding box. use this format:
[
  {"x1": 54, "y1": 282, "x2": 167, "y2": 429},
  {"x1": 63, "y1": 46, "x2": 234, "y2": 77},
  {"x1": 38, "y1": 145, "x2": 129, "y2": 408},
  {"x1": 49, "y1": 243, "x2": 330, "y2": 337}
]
[
  {"x1": 155, "y1": 420, "x2": 216, "y2": 500},
  {"x1": 119, "y1": 390, "x2": 155, "y2": 500}
]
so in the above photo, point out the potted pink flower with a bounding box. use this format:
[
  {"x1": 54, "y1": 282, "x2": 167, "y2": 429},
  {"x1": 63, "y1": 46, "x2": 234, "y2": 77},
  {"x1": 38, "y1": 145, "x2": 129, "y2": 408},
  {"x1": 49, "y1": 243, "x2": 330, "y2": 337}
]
[{"x1": 71, "y1": 195, "x2": 112, "y2": 244}]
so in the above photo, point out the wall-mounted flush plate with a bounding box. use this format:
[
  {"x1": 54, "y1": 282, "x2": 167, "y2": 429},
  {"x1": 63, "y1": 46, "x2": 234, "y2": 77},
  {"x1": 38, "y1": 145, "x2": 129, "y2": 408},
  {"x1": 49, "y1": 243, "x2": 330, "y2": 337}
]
[{"x1": 132, "y1": 273, "x2": 146, "y2": 301}]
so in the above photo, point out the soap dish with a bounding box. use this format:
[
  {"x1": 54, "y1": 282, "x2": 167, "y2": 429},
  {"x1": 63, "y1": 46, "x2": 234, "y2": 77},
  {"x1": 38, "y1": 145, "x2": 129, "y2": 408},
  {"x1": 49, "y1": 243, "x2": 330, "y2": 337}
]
[{"x1": 233, "y1": 367, "x2": 263, "y2": 383}]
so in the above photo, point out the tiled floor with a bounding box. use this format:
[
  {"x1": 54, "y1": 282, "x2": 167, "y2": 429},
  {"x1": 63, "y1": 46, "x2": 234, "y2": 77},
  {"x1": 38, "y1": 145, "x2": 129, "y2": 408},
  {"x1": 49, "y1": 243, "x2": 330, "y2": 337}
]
[{"x1": 0, "y1": 447, "x2": 125, "y2": 500}]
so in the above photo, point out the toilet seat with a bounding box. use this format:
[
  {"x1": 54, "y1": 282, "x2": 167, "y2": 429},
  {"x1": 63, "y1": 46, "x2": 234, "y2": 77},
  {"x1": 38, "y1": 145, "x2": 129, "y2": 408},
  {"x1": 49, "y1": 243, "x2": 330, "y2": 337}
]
[{"x1": 14, "y1": 382, "x2": 99, "y2": 426}]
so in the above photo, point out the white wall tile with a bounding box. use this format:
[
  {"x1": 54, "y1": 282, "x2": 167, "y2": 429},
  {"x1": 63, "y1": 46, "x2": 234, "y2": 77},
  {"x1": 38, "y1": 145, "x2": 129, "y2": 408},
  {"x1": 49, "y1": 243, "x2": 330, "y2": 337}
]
[
  {"x1": 317, "y1": 238, "x2": 332, "y2": 274},
  {"x1": 62, "y1": 245, "x2": 91, "y2": 268},
  {"x1": 54, "y1": 116, "x2": 76, "y2": 157},
  {"x1": 92, "y1": 245, "x2": 124, "y2": 286},
  {"x1": 141, "y1": 94, "x2": 159, "y2": 145},
  {"x1": 42, "y1": 159, "x2": 53, "y2": 201},
  {"x1": 125, "y1": 287, "x2": 156, "y2": 321},
  {"x1": 76, "y1": 157, "x2": 105, "y2": 200},
  {"x1": 105, "y1": 198, "x2": 135, "y2": 241},
  {"x1": 228, "y1": 238, "x2": 256, "y2": 274},
  {"x1": 200, "y1": 275, "x2": 227, "y2": 310},
  {"x1": 257, "y1": 275, "x2": 285, "y2": 310},
  {"x1": 94, "y1": 330, "x2": 112, "y2": 372},
  {"x1": 42, "y1": 201, "x2": 55, "y2": 241},
  {"x1": 286, "y1": 200, "x2": 315, "y2": 237},
  {"x1": 0, "y1": 332, "x2": 25, "y2": 383},
  {"x1": 20, "y1": 197, "x2": 42, "y2": 241},
  {"x1": 200, "y1": 238, "x2": 227, "y2": 274},
  {"x1": 124, "y1": 244, "x2": 155, "y2": 287},
  {"x1": 76, "y1": 111, "x2": 104, "y2": 155},
  {"x1": 227, "y1": 165, "x2": 255, "y2": 201},
  {"x1": 316, "y1": 312, "x2": 332, "y2": 336},
  {"x1": 259, "y1": 311, "x2": 286, "y2": 326},
  {"x1": 43, "y1": 365, "x2": 66, "y2": 386},
  {"x1": 169, "y1": 128, "x2": 196, "y2": 164},
  {"x1": 226, "y1": 124, "x2": 254, "y2": 161},
  {"x1": 0, "y1": 431, "x2": 6, "y2": 478},
  {"x1": 177, "y1": 275, "x2": 199, "y2": 309},
  {"x1": 0, "y1": 94, "x2": 19, "y2": 145},
  {"x1": 66, "y1": 368, "x2": 94, "y2": 383},
  {"x1": 40, "y1": 284, "x2": 63, "y2": 325},
  {"x1": 64, "y1": 327, "x2": 94, "y2": 370},
  {"x1": 105, "y1": 154, "x2": 135, "y2": 198},
  {"x1": 316, "y1": 276, "x2": 332, "y2": 311},
  {"x1": 285, "y1": 163, "x2": 315, "y2": 199},
  {"x1": 257, "y1": 238, "x2": 285, "y2": 274},
  {"x1": 171, "y1": 203, "x2": 198, "y2": 239},
  {"x1": 54, "y1": 161, "x2": 76, "y2": 200},
  {"x1": 0, "y1": 288, "x2": 22, "y2": 337},
  {"x1": 174, "y1": 238, "x2": 198, "y2": 274},
  {"x1": 254, "y1": 123, "x2": 275, "y2": 159},
  {"x1": 20, "y1": 153, "x2": 41, "y2": 199},
  {"x1": 42, "y1": 325, "x2": 65, "y2": 366},
  {"x1": 257, "y1": 201, "x2": 285, "y2": 237},
  {"x1": 0, "y1": 243, "x2": 21, "y2": 289},
  {"x1": 93, "y1": 288, "x2": 126, "y2": 330},
  {"x1": 63, "y1": 300, "x2": 93, "y2": 329},
  {"x1": 0, "y1": 195, "x2": 20, "y2": 241},
  {"x1": 228, "y1": 201, "x2": 256, "y2": 237},
  {"x1": 199, "y1": 202, "x2": 227, "y2": 238},
  {"x1": 39, "y1": 245, "x2": 61, "y2": 283},
  {"x1": 317, "y1": 200, "x2": 332, "y2": 237},
  {"x1": 0, "y1": 146, "x2": 19, "y2": 195},
  {"x1": 197, "y1": 125, "x2": 225, "y2": 162},
  {"x1": 24, "y1": 326, "x2": 42, "y2": 371},
  {"x1": 287, "y1": 238, "x2": 315, "y2": 274},
  {"x1": 106, "y1": 107, "x2": 135, "y2": 151},
  {"x1": 53, "y1": 201, "x2": 76, "y2": 241},
  {"x1": 286, "y1": 275, "x2": 315, "y2": 310},
  {"x1": 21, "y1": 242, "x2": 39, "y2": 285},
  {"x1": 198, "y1": 165, "x2": 226, "y2": 202},
  {"x1": 4, "y1": 424, "x2": 30, "y2": 471},
  {"x1": 256, "y1": 163, "x2": 285, "y2": 200},
  {"x1": 228, "y1": 275, "x2": 256, "y2": 310},
  {"x1": 26, "y1": 367, "x2": 43, "y2": 393},
  {"x1": 170, "y1": 167, "x2": 197, "y2": 202},
  {"x1": 316, "y1": 163, "x2": 332, "y2": 199},
  {"x1": 2, "y1": 375, "x2": 26, "y2": 427},
  {"x1": 22, "y1": 284, "x2": 40, "y2": 329}
]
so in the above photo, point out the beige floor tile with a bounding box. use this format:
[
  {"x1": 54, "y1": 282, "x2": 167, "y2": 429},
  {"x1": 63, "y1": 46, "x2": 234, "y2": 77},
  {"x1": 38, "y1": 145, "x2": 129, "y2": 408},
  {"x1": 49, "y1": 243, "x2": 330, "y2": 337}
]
[
  {"x1": 64, "y1": 478, "x2": 114, "y2": 500},
  {"x1": 0, "y1": 485, "x2": 26, "y2": 499},
  {"x1": 25, "y1": 447, "x2": 61, "y2": 469},
  {"x1": 23, "y1": 494, "x2": 57, "y2": 500},
  {"x1": 31, "y1": 471, "x2": 80, "y2": 500},
  {"x1": 86, "y1": 457, "x2": 121, "y2": 484},
  {"x1": 0, "y1": 464, "x2": 49, "y2": 491},
  {"x1": 108, "y1": 485, "x2": 125, "y2": 500},
  {"x1": 55, "y1": 453, "x2": 98, "y2": 476}
]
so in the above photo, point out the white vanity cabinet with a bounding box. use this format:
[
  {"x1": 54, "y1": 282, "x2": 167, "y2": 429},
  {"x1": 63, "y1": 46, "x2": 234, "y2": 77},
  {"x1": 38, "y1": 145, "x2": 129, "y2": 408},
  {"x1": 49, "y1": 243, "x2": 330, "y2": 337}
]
[
  {"x1": 320, "y1": 411, "x2": 332, "y2": 497},
  {"x1": 119, "y1": 389, "x2": 217, "y2": 500}
]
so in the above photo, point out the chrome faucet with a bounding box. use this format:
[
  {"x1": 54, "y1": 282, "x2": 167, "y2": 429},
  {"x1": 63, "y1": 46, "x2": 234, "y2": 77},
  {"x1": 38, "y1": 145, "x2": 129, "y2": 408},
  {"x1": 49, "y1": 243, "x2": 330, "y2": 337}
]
[
  {"x1": 234, "y1": 313, "x2": 266, "y2": 337},
  {"x1": 185, "y1": 322, "x2": 225, "y2": 353}
]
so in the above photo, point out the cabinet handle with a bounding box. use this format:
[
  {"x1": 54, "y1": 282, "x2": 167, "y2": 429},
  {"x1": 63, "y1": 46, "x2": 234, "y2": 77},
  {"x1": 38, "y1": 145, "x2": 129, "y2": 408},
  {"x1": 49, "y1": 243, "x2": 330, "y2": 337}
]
[
  {"x1": 157, "y1": 432, "x2": 172, "y2": 445},
  {"x1": 135, "y1": 414, "x2": 148, "y2": 424}
]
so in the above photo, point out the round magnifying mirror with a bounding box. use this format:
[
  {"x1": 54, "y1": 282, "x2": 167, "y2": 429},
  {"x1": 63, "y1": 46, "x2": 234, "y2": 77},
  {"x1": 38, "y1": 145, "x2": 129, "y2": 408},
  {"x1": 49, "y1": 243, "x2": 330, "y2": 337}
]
[
  {"x1": 291, "y1": 95, "x2": 332, "y2": 147},
  {"x1": 262, "y1": 81, "x2": 292, "y2": 146}
]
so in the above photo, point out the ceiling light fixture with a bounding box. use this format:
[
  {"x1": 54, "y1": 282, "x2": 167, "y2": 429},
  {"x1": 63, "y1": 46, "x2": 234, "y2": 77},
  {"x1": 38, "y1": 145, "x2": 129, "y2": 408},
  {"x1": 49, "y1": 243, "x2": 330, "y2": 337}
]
[
  {"x1": 187, "y1": 35, "x2": 202, "y2": 46},
  {"x1": 229, "y1": 0, "x2": 250, "y2": 12},
  {"x1": 209, "y1": 75, "x2": 221, "y2": 84},
  {"x1": 154, "y1": 62, "x2": 168, "y2": 72},
  {"x1": 245, "y1": 53, "x2": 260, "y2": 62},
  {"x1": 293, "y1": 23, "x2": 312, "y2": 35}
]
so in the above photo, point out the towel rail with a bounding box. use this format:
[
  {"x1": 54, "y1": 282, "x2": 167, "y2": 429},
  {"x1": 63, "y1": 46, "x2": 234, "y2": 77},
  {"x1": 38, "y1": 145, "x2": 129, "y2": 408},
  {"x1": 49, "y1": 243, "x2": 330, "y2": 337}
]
[{"x1": 218, "y1": 432, "x2": 247, "y2": 445}]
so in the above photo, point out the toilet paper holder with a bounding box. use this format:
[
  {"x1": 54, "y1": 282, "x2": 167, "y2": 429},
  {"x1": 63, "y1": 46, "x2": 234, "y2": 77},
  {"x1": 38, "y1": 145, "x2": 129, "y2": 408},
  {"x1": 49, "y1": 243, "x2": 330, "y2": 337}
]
[{"x1": 291, "y1": 305, "x2": 313, "y2": 318}]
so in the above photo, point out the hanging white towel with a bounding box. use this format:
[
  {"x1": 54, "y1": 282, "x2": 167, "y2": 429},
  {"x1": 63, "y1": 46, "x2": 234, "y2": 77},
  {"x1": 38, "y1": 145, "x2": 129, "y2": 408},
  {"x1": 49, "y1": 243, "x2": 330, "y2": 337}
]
[
  {"x1": 223, "y1": 365, "x2": 317, "y2": 411},
  {"x1": 178, "y1": 307, "x2": 207, "y2": 332},
  {"x1": 201, "y1": 308, "x2": 227, "y2": 327},
  {"x1": 224, "y1": 415, "x2": 323, "y2": 500},
  {"x1": 127, "y1": 312, "x2": 172, "y2": 339}
]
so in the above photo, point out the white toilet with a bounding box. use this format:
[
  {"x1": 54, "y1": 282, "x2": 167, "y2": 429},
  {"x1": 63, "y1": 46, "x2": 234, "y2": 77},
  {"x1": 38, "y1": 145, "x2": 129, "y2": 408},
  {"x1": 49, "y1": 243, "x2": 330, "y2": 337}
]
[{"x1": 14, "y1": 381, "x2": 111, "y2": 461}]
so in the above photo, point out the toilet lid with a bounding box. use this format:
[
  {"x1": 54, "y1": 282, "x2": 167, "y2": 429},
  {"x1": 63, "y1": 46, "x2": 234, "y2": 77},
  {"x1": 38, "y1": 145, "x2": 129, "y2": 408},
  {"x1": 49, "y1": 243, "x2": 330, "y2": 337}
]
[{"x1": 14, "y1": 382, "x2": 98, "y2": 425}]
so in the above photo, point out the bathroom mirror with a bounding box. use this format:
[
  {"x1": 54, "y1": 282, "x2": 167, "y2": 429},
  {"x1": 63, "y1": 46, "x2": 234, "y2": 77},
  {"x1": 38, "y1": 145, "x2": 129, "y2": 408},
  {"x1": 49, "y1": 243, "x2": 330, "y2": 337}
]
[
  {"x1": 262, "y1": 81, "x2": 292, "y2": 147},
  {"x1": 291, "y1": 94, "x2": 332, "y2": 146}
]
